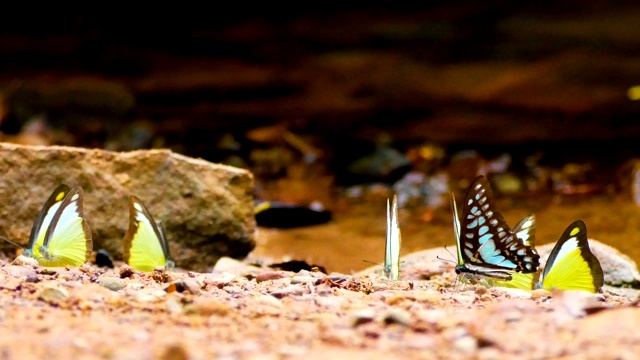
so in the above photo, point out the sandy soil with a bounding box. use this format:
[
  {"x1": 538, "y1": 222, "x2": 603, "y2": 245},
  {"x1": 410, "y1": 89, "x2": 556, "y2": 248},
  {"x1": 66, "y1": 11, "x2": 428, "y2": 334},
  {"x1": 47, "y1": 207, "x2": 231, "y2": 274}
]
[{"x1": 0, "y1": 255, "x2": 637, "y2": 360}]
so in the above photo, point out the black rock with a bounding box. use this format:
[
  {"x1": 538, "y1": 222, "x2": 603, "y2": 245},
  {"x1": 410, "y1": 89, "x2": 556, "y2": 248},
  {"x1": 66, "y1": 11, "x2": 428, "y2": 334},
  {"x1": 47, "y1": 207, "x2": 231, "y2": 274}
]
[{"x1": 95, "y1": 249, "x2": 114, "y2": 268}]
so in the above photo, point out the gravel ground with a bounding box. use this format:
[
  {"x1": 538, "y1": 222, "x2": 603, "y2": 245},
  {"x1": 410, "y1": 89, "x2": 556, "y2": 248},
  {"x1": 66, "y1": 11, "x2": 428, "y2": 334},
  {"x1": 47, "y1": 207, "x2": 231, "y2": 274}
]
[{"x1": 0, "y1": 255, "x2": 637, "y2": 360}]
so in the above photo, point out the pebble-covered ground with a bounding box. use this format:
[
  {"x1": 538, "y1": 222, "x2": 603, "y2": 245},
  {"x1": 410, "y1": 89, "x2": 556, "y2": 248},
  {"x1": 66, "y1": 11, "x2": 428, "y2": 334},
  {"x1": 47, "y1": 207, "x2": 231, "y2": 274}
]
[{"x1": 1, "y1": 255, "x2": 638, "y2": 360}]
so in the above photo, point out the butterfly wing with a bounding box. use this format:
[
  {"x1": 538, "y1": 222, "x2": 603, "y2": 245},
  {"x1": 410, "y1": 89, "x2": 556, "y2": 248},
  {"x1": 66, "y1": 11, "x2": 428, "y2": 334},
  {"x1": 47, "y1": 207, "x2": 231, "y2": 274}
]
[
  {"x1": 154, "y1": 220, "x2": 175, "y2": 269},
  {"x1": 541, "y1": 220, "x2": 604, "y2": 293},
  {"x1": 450, "y1": 192, "x2": 462, "y2": 265},
  {"x1": 513, "y1": 215, "x2": 536, "y2": 248},
  {"x1": 37, "y1": 187, "x2": 92, "y2": 267},
  {"x1": 123, "y1": 196, "x2": 172, "y2": 272},
  {"x1": 383, "y1": 195, "x2": 401, "y2": 280},
  {"x1": 489, "y1": 215, "x2": 538, "y2": 290},
  {"x1": 456, "y1": 176, "x2": 540, "y2": 278},
  {"x1": 451, "y1": 191, "x2": 514, "y2": 280},
  {"x1": 490, "y1": 272, "x2": 537, "y2": 290},
  {"x1": 24, "y1": 184, "x2": 71, "y2": 258}
]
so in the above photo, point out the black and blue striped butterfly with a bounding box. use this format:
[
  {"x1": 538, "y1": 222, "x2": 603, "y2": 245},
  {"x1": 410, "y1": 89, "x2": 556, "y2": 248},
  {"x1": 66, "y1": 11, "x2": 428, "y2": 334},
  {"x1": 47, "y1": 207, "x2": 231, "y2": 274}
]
[{"x1": 451, "y1": 176, "x2": 540, "y2": 281}]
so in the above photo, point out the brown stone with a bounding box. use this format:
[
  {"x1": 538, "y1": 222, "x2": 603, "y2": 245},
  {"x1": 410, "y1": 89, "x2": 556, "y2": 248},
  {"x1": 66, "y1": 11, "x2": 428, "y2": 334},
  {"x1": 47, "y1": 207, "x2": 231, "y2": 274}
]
[{"x1": 0, "y1": 143, "x2": 256, "y2": 271}]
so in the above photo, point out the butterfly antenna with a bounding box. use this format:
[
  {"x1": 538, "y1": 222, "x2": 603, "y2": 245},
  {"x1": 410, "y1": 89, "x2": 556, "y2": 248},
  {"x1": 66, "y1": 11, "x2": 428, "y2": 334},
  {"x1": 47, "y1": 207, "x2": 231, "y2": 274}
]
[
  {"x1": 436, "y1": 255, "x2": 456, "y2": 265},
  {"x1": 436, "y1": 245, "x2": 458, "y2": 266},
  {"x1": 362, "y1": 259, "x2": 381, "y2": 266},
  {"x1": 443, "y1": 245, "x2": 456, "y2": 259},
  {"x1": 0, "y1": 235, "x2": 23, "y2": 249}
]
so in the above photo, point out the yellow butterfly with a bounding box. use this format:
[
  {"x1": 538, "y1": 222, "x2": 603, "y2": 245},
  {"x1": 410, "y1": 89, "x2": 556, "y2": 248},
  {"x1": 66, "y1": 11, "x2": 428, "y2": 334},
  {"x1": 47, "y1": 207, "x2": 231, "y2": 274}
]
[
  {"x1": 23, "y1": 184, "x2": 93, "y2": 267},
  {"x1": 492, "y1": 220, "x2": 604, "y2": 293},
  {"x1": 538, "y1": 220, "x2": 603, "y2": 293},
  {"x1": 123, "y1": 196, "x2": 175, "y2": 272},
  {"x1": 383, "y1": 195, "x2": 401, "y2": 280}
]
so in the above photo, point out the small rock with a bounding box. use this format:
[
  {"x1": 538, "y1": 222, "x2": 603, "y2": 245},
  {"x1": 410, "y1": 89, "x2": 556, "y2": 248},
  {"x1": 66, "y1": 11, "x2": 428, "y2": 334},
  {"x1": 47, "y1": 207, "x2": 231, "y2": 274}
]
[
  {"x1": 180, "y1": 279, "x2": 201, "y2": 294},
  {"x1": 165, "y1": 279, "x2": 201, "y2": 294},
  {"x1": 531, "y1": 289, "x2": 551, "y2": 300},
  {"x1": 0, "y1": 276, "x2": 21, "y2": 290},
  {"x1": 203, "y1": 272, "x2": 237, "y2": 289},
  {"x1": 135, "y1": 289, "x2": 167, "y2": 303},
  {"x1": 119, "y1": 265, "x2": 135, "y2": 279},
  {"x1": 297, "y1": 269, "x2": 327, "y2": 279},
  {"x1": 382, "y1": 307, "x2": 411, "y2": 326},
  {"x1": 212, "y1": 257, "x2": 259, "y2": 274},
  {"x1": 255, "y1": 295, "x2": 284, "y2": 309},
  {"x1": 291, "y1": 275, "x2": 316, "y2": 285},
  {"x1": 99, "y1": 277, "x2": 127, "y2": 291},
  {"x1": 39, "y1": 286, "x2": 70, "y2": 305},
  {"x1": 256, "y1": 271, "x2": 288, "y2": 283},
  {"x1": 327, "y1": 273, "x2": 351, "y2": 283},
  {"x1": 453, "y1": 336, "x2": 478, "y2": 355},
  {"x1": 474, "y1": 286, "x2": 490, "y2": 296},
  {"x1": 11, "y1": 255, "x2": 38, "y2": 267},
  {"x1": 2, "y1": 265, "x2": 38, "y2": 279},
  {"x1": 152, "y1": 267, "x2": 172, "y2": 283},
  {"x1": 270, "y1": 285, "x2": 306, "y2": 299},
  {"x1": 223, "y1": 285, "x2": 244, "y2": 295},
  {"x1": 184, "y1": 298, "x2": 232, "y2": 316},
  {"x1": 37, "y1": 268, "x2": 58, "y2": 276},
  {"x1": 351, "y1": 308, "x2": 376, "y2": 327},
  {"x1": 71, "y1": 283, "x2": 116, "y2": 302}
]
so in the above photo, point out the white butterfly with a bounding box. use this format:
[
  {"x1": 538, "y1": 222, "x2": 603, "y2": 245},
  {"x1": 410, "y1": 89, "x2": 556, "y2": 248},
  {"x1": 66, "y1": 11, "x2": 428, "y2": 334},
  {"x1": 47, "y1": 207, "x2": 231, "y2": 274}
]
[{"x1": 383, "y1": 195, "x2": 401, "y2": 280}]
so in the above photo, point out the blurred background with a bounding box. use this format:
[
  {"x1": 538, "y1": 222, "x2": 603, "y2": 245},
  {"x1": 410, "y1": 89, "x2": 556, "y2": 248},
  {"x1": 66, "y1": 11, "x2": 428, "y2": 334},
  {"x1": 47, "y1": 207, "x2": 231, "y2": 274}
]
[{"x1": 1, "y1": 3, "x2": 640, "y2": 273}]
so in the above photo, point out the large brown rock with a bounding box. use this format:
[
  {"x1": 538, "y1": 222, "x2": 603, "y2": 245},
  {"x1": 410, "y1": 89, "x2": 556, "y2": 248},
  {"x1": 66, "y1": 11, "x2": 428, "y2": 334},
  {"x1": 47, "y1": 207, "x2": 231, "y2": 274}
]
[{"x1": 0, "y1": 142, "x2": 256, "y2": 271}]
